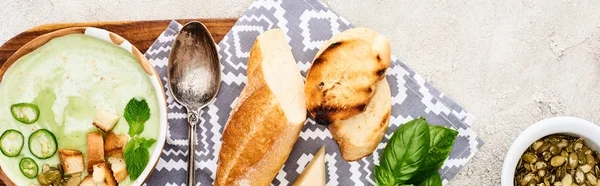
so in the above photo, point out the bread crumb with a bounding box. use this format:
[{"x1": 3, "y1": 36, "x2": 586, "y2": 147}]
[
  {"x1": 79, "y1": 89, "x2": 84, "y2": 94},
  {"x1": 66, "y1": 74, "x2": 70, "y2": 79},
  {"x1": 100, "y1": 77, "x2": 105, "y2": 81},
  {"x1": 60, "y1": 53, "x2": 67, "y2": 60}
]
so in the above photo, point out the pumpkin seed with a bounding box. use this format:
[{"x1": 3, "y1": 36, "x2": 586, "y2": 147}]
[
  {"x1": 539, "y1": 143, "x2": 553, "y2": 153},
  {"x1": 533, "y1": 141, "x2": 544, "y2": 151},
  {"x1": 562, "y1": 174, "x2": 573, "y2": 186},
  {"x1": 551, "y1": 156, "x2": 566, "y2": 167},
  {"x1": 575, "y1": 169, "x2": 585, "y2": 184},
  {"x1": 524, "y1": 153, "x2": 539, "y2": 163},
  {"x1": 578, "y1": 152, "x2": 587, "y2": 165},
  {"x1": 569, "y1": 152, "x2": 579, "y2": 169},
  {"x1": 516, "y1": 135, "x2": 600, "y2": 186},
  {"x1": 589, "y1": 154, "x2": 597, "y2": 166},
  {"x1": 581, "y1": 165, "x2": 593, "y2": 173},
  {"x1": 588, "y1": 173, "x2": 598, "y2": 185}
]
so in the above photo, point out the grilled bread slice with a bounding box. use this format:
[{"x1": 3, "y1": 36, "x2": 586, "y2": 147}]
[
  {"x1": 305, "y1": 27, "x2": 391, "y2": 125},
  {"x1": 329, "y1": 78, "x2": 391, "y2": 161},
  {"x1": 215, "y1": 29, "x2": 307, "y2": 186}
]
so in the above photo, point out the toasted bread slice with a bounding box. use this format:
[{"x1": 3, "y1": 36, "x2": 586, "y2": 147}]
[
  {"x1": 329, "y1": 78, "x2": 391, "y2": 161},
  {"x1": 79, "y1": 175, "x2": 95, "y2": 186},
  {"x1": 87, "y1": 131, "x2": 104, "y2": 173},
  {"x1": 92, "y1": 109, "x2": 119, "y2": 132},
  {"x1": 58, "y1": 149, "x2": 84, "y2": 175},
  {"x1": 107, "y1": 156, "x2": 128, "y2": 182},
  {"x1": 92, "y1": 163, "x2": 117, "y2": 186},
  {"x1": 104, "y1": 132, "x2": 127, "y2": 158},
  {"x1": 215, "y1": 29, "x2": 307, "y2": 186},
  {"x1": 305, "y1": 27, "x2": 391, "y2": 125}
]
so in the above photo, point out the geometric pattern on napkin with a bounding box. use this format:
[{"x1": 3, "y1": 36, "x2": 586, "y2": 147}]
[{"x1": 142, "y1": 0, "x2": 484, "y2": 185}]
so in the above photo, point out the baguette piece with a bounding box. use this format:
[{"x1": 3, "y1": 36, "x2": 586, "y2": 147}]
[
  {"x1": 329, "y1": 78, "x2": 391, "y2": 161},
  {"x1": 216, "y1": 29, "x2": 307, "y2": 186},
  {"x1": 58, "y1": 149, "x2": 84, "y2": 175},
  {"x1": 305, "y1": 27, "x2": 391, "y2": 125},
  {"x1": 87, "y1": 131, "x2": 104, "y2": 174}
]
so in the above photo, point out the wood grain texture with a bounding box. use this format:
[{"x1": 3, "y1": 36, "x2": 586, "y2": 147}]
[
  {"x1": 0, "y1": 18, "x2": 236, "y2": 186},
  {"x1": 0, "y1": 18, "x2": 237, "y2": 68}
]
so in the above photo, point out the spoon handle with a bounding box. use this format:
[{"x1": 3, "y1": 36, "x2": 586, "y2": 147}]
[{"x1": 187, "y1": 111, "x2": 199, "y2": 186}]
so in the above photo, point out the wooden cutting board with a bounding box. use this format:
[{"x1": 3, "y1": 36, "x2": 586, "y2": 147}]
[{"x1": 0, "y1": 18, "x2": 236, "y2": 186}]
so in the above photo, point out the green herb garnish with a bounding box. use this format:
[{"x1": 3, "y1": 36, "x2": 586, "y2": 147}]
[
  {"x1": 375, "y1": 117, "x2": 458, "y2": 186},
  {"x1": 124, "y1": 137, "x2": 156, "y2": 180},
  {"x1": 124, "y1": 98, "x2": 150, "y2": 136},
  {"x1": 122, "y1": 97, "x2": 155, "y2": 180},
  {"x1": 417, "y1": 172, "x2": 443, "y2": 186}
]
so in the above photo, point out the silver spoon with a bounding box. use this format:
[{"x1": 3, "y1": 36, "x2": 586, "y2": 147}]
[{"x1": 167, "y1": 21, "x2": 221, "y2": 186}]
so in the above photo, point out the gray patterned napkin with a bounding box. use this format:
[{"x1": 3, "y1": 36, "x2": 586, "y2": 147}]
[{"x1": 142, "y1": 0, "x2": 483, "y2": 185}]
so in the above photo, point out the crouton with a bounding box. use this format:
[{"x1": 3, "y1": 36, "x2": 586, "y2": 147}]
[
  {"x1": 104, "y1": 132, "x2": 127, "y2": 157},
  {"x1": 92, "y1": 109, "x2": 119, "y2": 132},
  {"x1": 108, "y1": 156, "x2": 128, "y2": 182},
  {"x1": 58, "y1": 149, "x2": 84, "y2": 175},
  {"x1": 106, "y1": 149, "x2": 123, "y2": 159},
  {"x1": 79, "y1": 175, "x2": 94, "y2": 186},
  {"x1": 92, "y1": 163, "x2": 117, "y2": 186},
  {"x1": 87, "y1": 131, "x2": 104, "y2": 174}
]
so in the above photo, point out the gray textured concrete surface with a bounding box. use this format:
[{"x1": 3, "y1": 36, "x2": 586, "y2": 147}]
[{"x1": 3, "y1": 0, "x2": 600, "y2": 185}]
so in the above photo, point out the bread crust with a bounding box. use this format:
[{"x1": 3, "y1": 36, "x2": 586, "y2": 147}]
[
  {"x1": 58, "y1": 149, "x2": 84, "y2": 175},
  {"x1": 305, "y1": 27, "x2": 391, "y2": 125},
  {"x1": 87, "y1": 131, "x2": 104, "y2": 174},
  {"x1": 216, "y1": 30, "x2": 306, "y2": 186},
  {"x1": 329, "y1": 78, "x2": 391, "y2": 161}
]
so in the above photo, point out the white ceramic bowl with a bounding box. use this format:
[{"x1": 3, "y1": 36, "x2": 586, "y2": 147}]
[
  {"x1": 501, "y1": 116, "x2": 600, "y2": 186},
  {"x1": 0, "y1": 27, "x2": 167, "y2": 186}
]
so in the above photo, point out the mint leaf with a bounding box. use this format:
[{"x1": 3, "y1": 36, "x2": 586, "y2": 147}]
[
  {"x1": 408, "y1": 126, "x2": 458, "y2": 184},
  {"x1": 380, "y1": 117, "x2": 430, "y2": 183},
  {"x1": 375, "y1": 165, "x2": 396, "y2": 186},
  {"x1": 416, "y1": 172, "x2": 442, "y2": 186},
  {"x1": 124, "y1": 98, "x2": 150, "y2": 136},
  {"x1": 138, "y1": 137, "x2": 156, "y2": 148},
  {"x1": 124, "y1": 137, "x2": 153, "y2": 180}
]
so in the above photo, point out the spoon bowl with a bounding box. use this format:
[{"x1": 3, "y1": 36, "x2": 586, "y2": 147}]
[{"x1": 167, "y1": 21, "x2": 221, "y2": 186}]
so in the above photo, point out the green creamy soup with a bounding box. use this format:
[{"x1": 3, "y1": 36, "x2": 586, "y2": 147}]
[{"x1": 0, "y1": 34, "x2": 160, "y2": 185}]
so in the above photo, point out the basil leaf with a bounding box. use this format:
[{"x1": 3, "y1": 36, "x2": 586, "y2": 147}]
[
  {"x1": 375, "y1": 165, "x2": 396, "y2": 186},
  {"x1": 417, "y1": 172, "x2": 442, "y2": 186},
  {"x1": 380, "y1": 117, "x2": 430, "y2": 183},
  {"x1": 408, "y1": 125, "x2": 458, "y2": 184}
]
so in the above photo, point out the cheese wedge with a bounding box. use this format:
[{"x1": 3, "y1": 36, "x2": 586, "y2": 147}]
[{"x1": 293, "y1": 146, "x2": 326, "y2": 186}]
